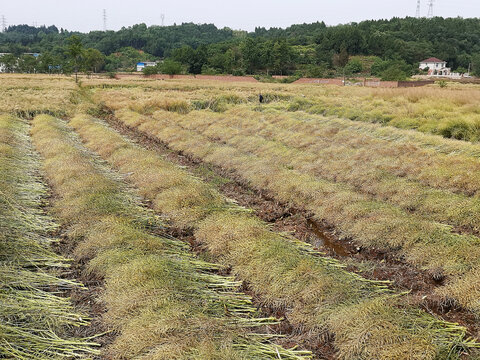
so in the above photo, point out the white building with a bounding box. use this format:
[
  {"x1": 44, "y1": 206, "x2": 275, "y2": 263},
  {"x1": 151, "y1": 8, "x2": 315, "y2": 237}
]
[
  {"x1": 0, "y1": 53, "x2": 9, "y2": 73},
  {"x1": 136, "y1": 61, "x2": 157, "y2": 72},
  {"x1": 419, "y1": 57, "x2": 451, "y2": 76},
  {"x1": 0, "y1": 53, "x2": 41, "y2": 73}
]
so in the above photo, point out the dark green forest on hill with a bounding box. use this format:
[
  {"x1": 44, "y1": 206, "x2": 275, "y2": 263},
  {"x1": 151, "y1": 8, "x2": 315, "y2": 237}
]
[{"x1": 1, "y1": 17, "x2": 480, "y2": 79}]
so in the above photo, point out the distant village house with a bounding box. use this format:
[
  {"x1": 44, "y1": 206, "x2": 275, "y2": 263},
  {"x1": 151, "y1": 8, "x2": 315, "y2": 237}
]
[
  {"x1": 0, "y1": 53, "x2": 41, "y2": 73},
  {"x1": 0, "y1": 53, "x2": 8, "y2": 72},
  {"x1": 136, "y1": 61, "x2": 157, "y2": 72},
  {"x1": 419, "y1": 57, "x2": 451, "y2": 76}
]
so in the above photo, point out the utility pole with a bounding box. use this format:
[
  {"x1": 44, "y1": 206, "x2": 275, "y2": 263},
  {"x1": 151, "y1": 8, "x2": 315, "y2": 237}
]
[
  {"x1": 161, "y1": 13, "x2": 165, "y2": 27},
  {"x1": 427, "y1": 0, "x2": 434, "y2": 18},
  {"x1": 103, "y1": 9, "x2": 107, "y2": 31},
  {"x1": 416, "y1": 0, "x2": 421, "y2": 18},
  {"x1": 1, "y1": 15, "x2": 7, "y2": 32}
]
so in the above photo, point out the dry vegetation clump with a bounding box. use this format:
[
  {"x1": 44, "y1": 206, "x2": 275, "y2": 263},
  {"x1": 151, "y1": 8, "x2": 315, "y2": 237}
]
[
  {"x1": 69, "y1": 113, "x2": 479, "y2": 359},
  {"x1": 30, "y1": 114, "x2": 310, "y2": 359},
  {"x1": 0, "y1": 114, "x2": 98, "y2": 358},
  {"x1": 0, "y1": 74, "x2": 75, "y2": 116},
  {"x1": 111, "y1": 107, "x2": 480, "y2": 314},
  {"x1": 285, "y1": 85, "x2": 480, "y2": 143}
]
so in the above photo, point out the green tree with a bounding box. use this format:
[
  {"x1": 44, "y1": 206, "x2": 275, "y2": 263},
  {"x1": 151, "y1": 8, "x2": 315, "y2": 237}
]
[
  {"x1": 159, "y1": 59, "x2": 183, "y2": 75},
  {"x1": 17, "y1": 55, "x2": 38, "y2": 73},
  {"x1": 471, "y1": 54, "x2": 480, "y2": 77},
  {"x1": 0, "y1": 54, "x2": 18, "y2": 73},
  {"x1": 345, "y1": 58, "x2": 363, "y2": 74},
  {"x1": 332, "y1": 47, "x2": 349, "y2": 69},
  {"x1": 304, "y1": 63, "x2": 328, "y2": 78},
  {"x1": 381, "y1": 66, "x2": 407, "y2": 81},
  {"x1": 241, "y1": 38, "x2": 261, "y2": 74},
  {"x1": 66, "y1": 35, "x2": 85, "y2": 82},
  {"x1": 272, "y1": 40, "x2": 293, "y2": 75},
  {"x1": 84, "y1": 48, "x2": 105, "y2": 73}
]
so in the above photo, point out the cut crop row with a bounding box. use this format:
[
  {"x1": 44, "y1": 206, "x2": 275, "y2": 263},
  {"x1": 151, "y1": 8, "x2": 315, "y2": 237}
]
[
  {"x1": 97, "y1": 85, "x2": 480, "y2": 198},
  {"x1": 143, "y1": 106, "x2": 480, "y2": 236},
  {"x1": 0, "y1": 114, "x2": 97, "y2": 358},
  {"x1": 283, "y1": 86, "x2": 480, "y2": 143},
  {"x1": 112, "y1": 107, "x2": 480, "y2": 316},
  {"x1": 30, "y1": 114, "x2": 311, "y2": 359},
  {"x1": 70, "y1": 112, "x2": 478, "y2": 359}
]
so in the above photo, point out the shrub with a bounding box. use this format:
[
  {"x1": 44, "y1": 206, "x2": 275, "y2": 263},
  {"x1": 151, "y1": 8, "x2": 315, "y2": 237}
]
[
  {"x1": 345, "y1": 59, "x2": 363, "y2": 74},
  {"x1": 437, "y1": 80, "x2": 448, "y2": 88},
  {"x1": 381, "y1": 66, "x2": 408, "y2": 81},
  {"x1": 159, "y1": 59, "x2": 183, "y2": 75},
  {"x1": 287, "y1": 97, "x2": 314, "y2": 112},
  {"x1": 232, "y1": 68, "x2": 246, "y2": 76},
  {"x1": 161, "y1": 100, "x2": 191, "y2": 114},
  {"x1": 201, "y1": 65, "x2": 218, "y2": 75},
  {"x1": 303, "y1": 64, "x2": 328, "y2": 78},
  {"x1": 439, "y1": 120, "x2": 472, "y2": 140},
  {"x1": 142, "y1": 66, "x2": 158, "y2": 76}
]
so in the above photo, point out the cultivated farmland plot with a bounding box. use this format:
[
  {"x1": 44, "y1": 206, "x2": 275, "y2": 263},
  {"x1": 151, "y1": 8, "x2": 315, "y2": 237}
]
[{"x1": 2, "y1": 73, "x2": 480, "y2": 359}]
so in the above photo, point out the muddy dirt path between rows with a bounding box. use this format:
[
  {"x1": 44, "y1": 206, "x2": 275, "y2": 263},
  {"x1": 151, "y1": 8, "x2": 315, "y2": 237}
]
[
  {"x1": 102, "y1": 114, "x2": 480, "y2": 341},
  {"x1": 41, "y1": 183, "x2": 115, "y2": 359}
]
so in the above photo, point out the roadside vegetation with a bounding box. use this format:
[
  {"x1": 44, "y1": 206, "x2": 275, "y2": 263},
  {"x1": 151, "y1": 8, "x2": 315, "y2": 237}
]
[
  {"x1": 68, "y1": 111, "x2": 479, "y2": 359},
  {"x1": 0, "y1": 114, "x2": 97, "y2": 358}
]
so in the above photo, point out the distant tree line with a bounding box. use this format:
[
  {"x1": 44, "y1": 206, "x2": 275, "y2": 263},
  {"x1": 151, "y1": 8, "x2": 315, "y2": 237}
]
[{"x1": 1, "y1": 17, "x2": 480, "y2": 79}]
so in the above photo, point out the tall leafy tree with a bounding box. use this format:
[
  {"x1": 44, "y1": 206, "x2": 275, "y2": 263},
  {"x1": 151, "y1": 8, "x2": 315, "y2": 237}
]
[
  {"x1": 66, "y1": 35, "x2": 84, "y2": 82},
  {"x1": 84, "y1": 48, "x2": 105, "y2": 73}
]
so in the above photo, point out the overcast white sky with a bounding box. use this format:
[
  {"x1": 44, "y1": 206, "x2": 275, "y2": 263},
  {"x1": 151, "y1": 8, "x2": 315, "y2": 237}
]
[{"x1": 2, "y1": 1, "x2": 480, "y2": 32}]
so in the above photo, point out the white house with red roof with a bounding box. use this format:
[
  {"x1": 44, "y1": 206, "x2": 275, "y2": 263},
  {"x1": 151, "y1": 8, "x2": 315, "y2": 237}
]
[{"x1": 419, "y1": 57, "x2": 451, "y2": 76}]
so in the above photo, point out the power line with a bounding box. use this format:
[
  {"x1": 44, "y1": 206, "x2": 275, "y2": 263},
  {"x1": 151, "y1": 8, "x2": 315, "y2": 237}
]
[
  {"x1": 103, "y1": 9, "x2": 107, "y2": 31},
  {"x1": 1, "y1": 15, "x2": 7, "y2": 32},
  {"x1": 427, "y1": 0, "x2": 435, "y2": 18},
  {"x1": 161, "y1": 13, "x2": 165, "y2": 27},
  {"x1": 416, "y1": 0, "x2": 421, "y2": 18}
]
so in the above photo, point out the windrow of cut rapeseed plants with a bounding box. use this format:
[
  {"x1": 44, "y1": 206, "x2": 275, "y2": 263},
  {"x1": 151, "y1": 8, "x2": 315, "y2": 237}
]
[
  {"x1": 0, "y1": 75, "x2": 75, "y2": 117},
  {"x1": 30, "y1": 114, "x2": 311, "y2": 360},
  {"x1": 96, "y1": 85, "x2": 480, "y2": 198},
  {"x1": 69, "y1": 112, "x2": 479, "y2": 360},
  {"x1": 163, "y1": 107, "x2": 480, "y2": 234},
  {"x1": 112, "y1": 107, "x2": 480, "y2": 316},
  {"x1": 0, "y1": 114, "x2": 98, "y2": 359},
  {"x1": 126, "y1": 105, "x2": 480, "y2": 235},
  {"x1": 283, "y1": 86, "x2": 480, "y2": 143},
  {"x1": 86, "y1": 78, "x2": 480, "y2": 143}
]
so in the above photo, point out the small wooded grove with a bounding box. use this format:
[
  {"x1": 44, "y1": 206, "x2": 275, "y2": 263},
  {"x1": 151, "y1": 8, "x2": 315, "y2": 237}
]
[{"x1": 1, "y1": 17, "x2": 480, "y2": 79}]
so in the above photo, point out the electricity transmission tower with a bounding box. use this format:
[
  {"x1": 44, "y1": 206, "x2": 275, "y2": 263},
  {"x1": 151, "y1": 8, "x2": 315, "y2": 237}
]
[
  {"x1": 416, "y1": 0, "x2": 421, "y2": 18},
  {"x1": 427, "y1": 0, "x2": 435, "y2": 18},
  {"x1": 1, "y1": 15, "x2": 7, "y2": 32},
  {"x1": 161, "y1": 13, "x2": 165, "y2": 26},
  {"x1": 103, "y1": 9, "x2": 107, "y2": 31}
]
